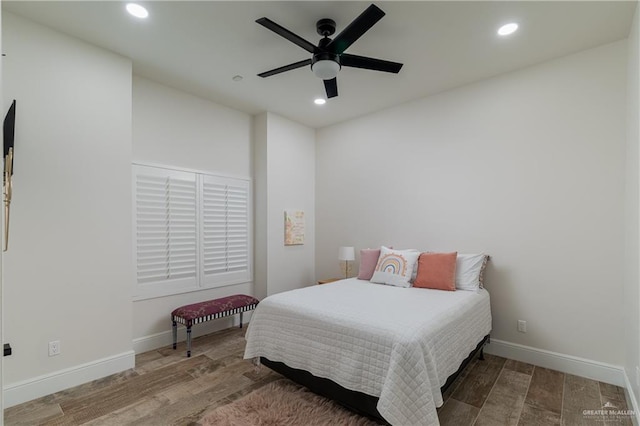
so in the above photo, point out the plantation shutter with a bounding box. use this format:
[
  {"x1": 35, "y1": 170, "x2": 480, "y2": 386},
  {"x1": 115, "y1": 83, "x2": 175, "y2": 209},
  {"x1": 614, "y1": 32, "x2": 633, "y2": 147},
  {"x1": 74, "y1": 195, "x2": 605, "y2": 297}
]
[
  {"x1": 200, "y1": 175, "x2": 250, "y2": 287},
  {"x1": 134, "y1": 165, "x2": 198, "y2": 297},
  {"x1": 133, "y1": 164, "x2": 251, "y2": 299}
]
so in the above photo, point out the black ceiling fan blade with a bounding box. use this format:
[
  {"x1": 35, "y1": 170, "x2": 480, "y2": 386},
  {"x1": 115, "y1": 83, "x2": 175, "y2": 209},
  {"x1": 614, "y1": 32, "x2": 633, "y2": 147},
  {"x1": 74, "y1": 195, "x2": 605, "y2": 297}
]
[
  {"x1": 324, "y1": 78, "x2": 338, "y2": 98},
  {"x1": 341, "y1": 54, "x2": 403, "y2": 73},
  {"x1": 258, "y1": 59, "x2": 312, "y2": 78},
  {"x1": 326, "y1": 4, "x2": 385, "y2": 54},
  {"x1": 256, "y1": 17, "x2": 317, "y2": 53}
]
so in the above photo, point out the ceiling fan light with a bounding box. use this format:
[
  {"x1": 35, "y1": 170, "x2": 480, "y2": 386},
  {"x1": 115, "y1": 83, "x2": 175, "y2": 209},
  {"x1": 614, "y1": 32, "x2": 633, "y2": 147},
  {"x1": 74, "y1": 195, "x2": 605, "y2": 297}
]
[{"x1": 312, "y1": 60, "x2": 340, "y2": 80}]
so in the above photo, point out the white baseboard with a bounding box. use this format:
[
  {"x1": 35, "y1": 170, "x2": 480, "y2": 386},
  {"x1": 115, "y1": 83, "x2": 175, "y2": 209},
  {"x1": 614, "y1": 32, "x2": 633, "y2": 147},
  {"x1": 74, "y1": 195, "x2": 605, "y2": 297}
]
[
  {"x1": 623, "y1": 370, "x2": 640, "y2": 426},
  {"x1": 484, "y1": 339, "x2": 625, "y2": 386},
  {"x1": 3, "y1": 350, "x2": 135, "y2": 408},
  {"x1": 133, "y1": 329, "x2": 179, "y2": 355},
  {"x1": 132, "y1": 314, "x2": 250, "y2": 354}
]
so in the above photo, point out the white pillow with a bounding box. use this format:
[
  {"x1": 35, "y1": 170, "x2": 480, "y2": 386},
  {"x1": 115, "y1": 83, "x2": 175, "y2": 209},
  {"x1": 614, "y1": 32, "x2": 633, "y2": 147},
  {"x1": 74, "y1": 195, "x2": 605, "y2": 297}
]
[
  {"x1": 370, "y1": 246, "x2": 420, "y2": 288},
  {"x1": 456, "y1": 254, "x2": 488, "y2": 291}
]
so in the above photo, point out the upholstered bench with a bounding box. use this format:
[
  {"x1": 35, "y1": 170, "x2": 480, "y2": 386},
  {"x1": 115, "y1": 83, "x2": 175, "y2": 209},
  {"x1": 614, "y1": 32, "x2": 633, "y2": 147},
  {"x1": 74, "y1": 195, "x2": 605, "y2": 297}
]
[{"x1": 171, "y1": 294, "x2": 259, "y2": 357}]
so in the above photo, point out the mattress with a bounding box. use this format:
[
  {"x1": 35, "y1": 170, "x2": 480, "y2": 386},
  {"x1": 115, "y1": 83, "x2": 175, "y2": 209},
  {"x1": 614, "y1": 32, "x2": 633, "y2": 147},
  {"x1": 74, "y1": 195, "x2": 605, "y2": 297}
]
[{"x1": 244, "y1": 278, "x2": 492, "y2": 426}]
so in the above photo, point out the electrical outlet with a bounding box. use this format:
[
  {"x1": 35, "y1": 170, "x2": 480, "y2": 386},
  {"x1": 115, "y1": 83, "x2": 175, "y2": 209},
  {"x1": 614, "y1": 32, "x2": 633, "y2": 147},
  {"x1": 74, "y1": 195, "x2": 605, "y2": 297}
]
[
  {"x1": 517, "y1": 320, "x2": 527, "y2": 333},
  {"x1": 48, "y1": 340, "x2": 61, "y2": 357}
]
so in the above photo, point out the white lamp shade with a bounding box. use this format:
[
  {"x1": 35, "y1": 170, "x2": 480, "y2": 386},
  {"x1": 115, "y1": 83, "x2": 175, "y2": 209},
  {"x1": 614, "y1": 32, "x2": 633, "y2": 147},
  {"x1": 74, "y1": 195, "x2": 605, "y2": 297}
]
[
  {"x1": 312, "y1": 60, "x2": 341, "y2": 80},
  {"x1": 338, "y1": 246, "x2": 355, "y2": 261}
]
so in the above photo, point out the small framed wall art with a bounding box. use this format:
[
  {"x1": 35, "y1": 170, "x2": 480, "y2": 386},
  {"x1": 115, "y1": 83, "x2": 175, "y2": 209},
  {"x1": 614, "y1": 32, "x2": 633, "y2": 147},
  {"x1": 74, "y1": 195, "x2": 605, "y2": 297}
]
[{"x1": 284, "y1": 210, "x2": 305, "y2": 245}]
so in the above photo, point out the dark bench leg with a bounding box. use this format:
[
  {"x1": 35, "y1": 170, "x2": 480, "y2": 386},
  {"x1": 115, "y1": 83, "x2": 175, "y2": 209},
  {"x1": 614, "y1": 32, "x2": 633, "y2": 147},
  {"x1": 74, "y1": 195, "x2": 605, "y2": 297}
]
[
  {"x1": 172, "y1": 321, "x2": 177, "y2": 350},
  {"x1": 479, "y1": 348, "x2": 485, "y2": 361},
  {"x1": 186, "y1": 326, "x2": 192, "y2": 358},
  {"x1": 239, "y1": 312, "x2": 243, "y2": 328}
]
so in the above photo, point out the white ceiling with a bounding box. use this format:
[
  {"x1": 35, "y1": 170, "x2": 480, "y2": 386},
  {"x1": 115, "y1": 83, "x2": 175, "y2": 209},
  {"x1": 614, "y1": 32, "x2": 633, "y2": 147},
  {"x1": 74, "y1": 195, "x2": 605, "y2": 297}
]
[{"x1": 3, "y1": 1, "x2": 637, "y2": 128}]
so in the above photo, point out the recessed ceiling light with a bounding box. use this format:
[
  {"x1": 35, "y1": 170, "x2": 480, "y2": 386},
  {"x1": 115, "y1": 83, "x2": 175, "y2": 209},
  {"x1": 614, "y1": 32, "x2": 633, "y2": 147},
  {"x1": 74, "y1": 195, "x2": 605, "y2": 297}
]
[
  {"x1": 497, "y1": 23, "x2": 518, "y2": 36},
  {"x1": 126, "y1": 3, "x2": 148, "y2": 19},
  {"x1": 314, "y1": 98, "x2": 326, "y2": 105}
]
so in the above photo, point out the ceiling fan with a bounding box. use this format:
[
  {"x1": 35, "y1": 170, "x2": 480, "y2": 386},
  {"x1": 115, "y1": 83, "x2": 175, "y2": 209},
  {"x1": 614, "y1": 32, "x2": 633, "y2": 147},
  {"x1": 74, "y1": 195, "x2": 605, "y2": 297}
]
[{"x1": 256, "y1": 4, "x2": 403, "y2": 99}]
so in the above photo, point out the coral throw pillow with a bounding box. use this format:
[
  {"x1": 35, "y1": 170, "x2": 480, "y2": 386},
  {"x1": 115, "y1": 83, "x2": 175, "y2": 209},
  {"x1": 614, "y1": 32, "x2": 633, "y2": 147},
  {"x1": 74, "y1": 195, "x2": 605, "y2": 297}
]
[
  {"x1": 414, "y1": 252, "x2": 458, "y2": 291},
  {"x1": 358, "y1": 248, "x2": 381, "y2": 280}
]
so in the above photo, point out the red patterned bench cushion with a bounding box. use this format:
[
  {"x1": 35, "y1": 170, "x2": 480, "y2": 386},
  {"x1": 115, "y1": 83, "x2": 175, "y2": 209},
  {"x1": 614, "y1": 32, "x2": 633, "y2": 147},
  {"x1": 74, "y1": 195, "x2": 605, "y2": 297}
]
[{"x1": 171, "y1": 294, "x2": 259, "y2": 327}]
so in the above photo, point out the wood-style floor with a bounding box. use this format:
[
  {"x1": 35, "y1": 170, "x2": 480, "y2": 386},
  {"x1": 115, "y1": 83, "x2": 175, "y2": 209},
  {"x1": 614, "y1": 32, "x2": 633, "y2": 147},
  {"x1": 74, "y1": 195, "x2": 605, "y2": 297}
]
[{"x1": 4, "y1": 327, "x2": 633, "y2": 425}]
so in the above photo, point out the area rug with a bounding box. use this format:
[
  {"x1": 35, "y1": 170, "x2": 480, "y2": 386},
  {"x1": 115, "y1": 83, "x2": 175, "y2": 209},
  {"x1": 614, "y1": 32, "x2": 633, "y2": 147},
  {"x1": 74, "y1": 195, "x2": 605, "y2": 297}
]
[{"x1": 199, "y1": 379, "x2": 382, "y2": 426}]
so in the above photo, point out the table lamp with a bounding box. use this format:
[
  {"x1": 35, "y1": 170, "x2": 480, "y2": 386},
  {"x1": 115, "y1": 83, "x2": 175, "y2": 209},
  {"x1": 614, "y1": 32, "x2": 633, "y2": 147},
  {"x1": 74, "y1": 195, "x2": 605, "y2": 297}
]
[{"x1": 338, "y1": 246, "x2": 355, "y2": 279}]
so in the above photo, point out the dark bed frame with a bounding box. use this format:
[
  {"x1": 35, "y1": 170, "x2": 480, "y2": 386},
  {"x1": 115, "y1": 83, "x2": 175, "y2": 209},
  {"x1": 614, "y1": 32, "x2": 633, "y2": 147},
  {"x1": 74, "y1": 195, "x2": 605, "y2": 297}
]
[{"x1": 261, "y1": 334, "x2": 490, "y2": 424}]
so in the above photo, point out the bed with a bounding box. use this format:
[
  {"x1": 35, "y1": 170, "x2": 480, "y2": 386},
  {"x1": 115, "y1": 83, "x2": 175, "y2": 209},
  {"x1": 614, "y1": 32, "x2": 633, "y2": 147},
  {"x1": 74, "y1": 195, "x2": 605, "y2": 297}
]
[{"x1": 243, "y1": 278, "x2": 492, "y2": 426}]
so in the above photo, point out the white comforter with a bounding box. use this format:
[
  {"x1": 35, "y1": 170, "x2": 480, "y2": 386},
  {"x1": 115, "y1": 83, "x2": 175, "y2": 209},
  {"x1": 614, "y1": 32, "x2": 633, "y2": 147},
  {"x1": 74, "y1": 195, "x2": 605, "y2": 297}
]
[{"x1": 243, "y1": 279, "x2": 492, "y2": 426}]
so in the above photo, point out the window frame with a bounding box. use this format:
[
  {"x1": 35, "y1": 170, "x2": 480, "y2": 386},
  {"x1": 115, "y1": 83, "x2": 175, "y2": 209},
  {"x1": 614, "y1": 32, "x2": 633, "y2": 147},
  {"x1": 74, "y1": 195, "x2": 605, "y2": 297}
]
[{"x1": 132, "y1": 162, "x2": 252, "y2": 301}]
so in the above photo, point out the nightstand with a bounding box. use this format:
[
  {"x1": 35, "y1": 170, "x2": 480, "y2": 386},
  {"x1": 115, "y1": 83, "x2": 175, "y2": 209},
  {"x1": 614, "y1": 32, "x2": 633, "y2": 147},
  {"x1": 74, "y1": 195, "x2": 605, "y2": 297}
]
[{"x1": 317, "y1": 278, "x2": 341, "y2": 285}]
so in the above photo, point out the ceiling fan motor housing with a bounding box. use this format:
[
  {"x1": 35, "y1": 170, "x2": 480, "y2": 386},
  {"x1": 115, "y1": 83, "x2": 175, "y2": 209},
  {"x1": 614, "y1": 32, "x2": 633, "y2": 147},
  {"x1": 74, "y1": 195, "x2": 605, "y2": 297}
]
[{"x1": 312, "y1": 51, "x2": 339, "y2": 66}]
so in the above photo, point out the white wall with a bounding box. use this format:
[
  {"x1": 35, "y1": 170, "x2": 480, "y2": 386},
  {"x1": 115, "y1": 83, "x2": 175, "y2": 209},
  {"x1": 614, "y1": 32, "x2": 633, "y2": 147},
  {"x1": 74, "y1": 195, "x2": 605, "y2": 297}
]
[
  {"x1": 1, "y1": 3, "x2": 5, "y2": 417},
  {"x1": 624, "y1": 2, "x2": 640, "y2": 409},
  {"x1": 2, "y1": 12, "x2": 133, "y2": 402},
  {"x1": 131, "y1": 76, "x2": 254, "y2": 351},
  {"x1": 132, "y1": 77, "x2": 250, "y2": 177},
  {"x1": 253, "y1": 114, "x2": 268, "y2": 300},
  {"x1": 265, "y1": 113, "x2": 315, "y2": 295},
  {"x1": 316, "y1": 41, "x2": 627, "y2": 366},
  {"x1": 253, "y1": 112, "x2": 315, "y2": 297}
]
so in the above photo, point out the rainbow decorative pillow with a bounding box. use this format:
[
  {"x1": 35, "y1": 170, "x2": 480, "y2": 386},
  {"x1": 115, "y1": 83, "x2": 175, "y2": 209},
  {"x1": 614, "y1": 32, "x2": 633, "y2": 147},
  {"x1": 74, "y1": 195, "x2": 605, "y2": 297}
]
[{"x1": 370, "y1": 246, "x2": 420, "y2": 288}]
